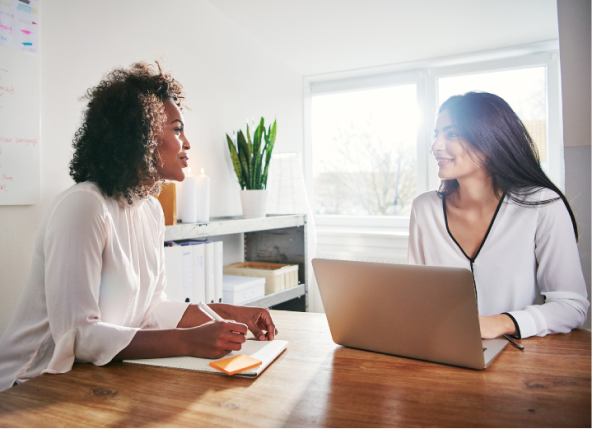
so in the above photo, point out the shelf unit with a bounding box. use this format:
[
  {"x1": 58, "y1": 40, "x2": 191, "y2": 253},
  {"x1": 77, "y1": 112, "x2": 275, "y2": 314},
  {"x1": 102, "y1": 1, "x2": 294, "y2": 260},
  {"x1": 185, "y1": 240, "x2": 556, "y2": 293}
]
[{"x1": 165, "y1": 214, "x2": 308, "y2": 311}]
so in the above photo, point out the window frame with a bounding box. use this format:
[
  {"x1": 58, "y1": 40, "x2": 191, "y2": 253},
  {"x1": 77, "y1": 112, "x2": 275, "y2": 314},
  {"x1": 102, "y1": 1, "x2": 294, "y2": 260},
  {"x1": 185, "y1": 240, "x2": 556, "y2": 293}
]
[{"x1": 304, "y1": 41, "x2": 562, "y2": 231}]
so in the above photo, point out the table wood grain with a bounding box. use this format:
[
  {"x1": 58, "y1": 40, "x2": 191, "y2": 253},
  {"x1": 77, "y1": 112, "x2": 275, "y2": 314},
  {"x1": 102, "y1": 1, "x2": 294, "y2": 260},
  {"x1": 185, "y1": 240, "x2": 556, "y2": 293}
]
[{"x1": 0, "y1": 311, "x2": 589, "y2": 427}]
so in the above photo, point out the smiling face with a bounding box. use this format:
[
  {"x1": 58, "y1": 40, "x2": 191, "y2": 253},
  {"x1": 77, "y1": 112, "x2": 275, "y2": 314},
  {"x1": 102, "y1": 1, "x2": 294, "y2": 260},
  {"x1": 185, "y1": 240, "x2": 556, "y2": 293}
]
[
  {"x1": 156, "y1": 101, "x2": 190, "y2": 182},
  {"x1": 432, "y1": 110, "x2": 486, "y2": 182}
]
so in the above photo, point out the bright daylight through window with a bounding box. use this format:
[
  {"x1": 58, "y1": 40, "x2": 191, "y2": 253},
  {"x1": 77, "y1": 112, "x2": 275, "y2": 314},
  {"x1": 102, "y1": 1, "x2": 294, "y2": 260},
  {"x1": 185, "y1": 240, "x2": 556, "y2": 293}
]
[{"x1": 312, "y1": 85, "x2": 419, "y2": 217}]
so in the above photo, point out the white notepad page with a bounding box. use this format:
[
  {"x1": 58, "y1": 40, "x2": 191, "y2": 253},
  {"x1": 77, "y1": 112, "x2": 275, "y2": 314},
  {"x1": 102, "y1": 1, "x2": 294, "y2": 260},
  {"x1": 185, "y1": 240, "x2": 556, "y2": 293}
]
[{"x1": 124, "y1": 340, "x2": 288, "y2": 377}]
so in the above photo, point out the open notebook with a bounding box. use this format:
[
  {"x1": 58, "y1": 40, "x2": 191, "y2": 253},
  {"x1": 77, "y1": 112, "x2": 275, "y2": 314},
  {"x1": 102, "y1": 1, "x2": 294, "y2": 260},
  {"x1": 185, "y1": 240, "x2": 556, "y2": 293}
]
[{"x1": 124, "y1": 340, "x2": 288, "y2": 377}]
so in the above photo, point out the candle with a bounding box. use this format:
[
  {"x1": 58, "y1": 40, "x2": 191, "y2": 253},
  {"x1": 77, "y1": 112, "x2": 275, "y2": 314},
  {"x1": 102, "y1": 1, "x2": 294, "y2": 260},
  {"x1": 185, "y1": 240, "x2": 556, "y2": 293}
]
[
  {"x1": 156, "y1": 182, "x2": 177, "y2": 226},
  {"x1": 195, "y1": 168, "x2": 211, "y2": 222},
  {"x1": 181, "y1": 168, "x2": 198, "y2": 223}
]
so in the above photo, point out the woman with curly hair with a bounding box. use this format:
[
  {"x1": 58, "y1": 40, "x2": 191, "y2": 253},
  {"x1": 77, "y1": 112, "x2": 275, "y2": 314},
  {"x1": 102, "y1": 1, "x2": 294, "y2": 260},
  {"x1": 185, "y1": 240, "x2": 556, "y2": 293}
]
[
  {"x1": 0, "y1": 62, "x2": 276, "y2": 392},
  {"x1": 408, "y1": 92, "x2": 588, "y2": 340}
]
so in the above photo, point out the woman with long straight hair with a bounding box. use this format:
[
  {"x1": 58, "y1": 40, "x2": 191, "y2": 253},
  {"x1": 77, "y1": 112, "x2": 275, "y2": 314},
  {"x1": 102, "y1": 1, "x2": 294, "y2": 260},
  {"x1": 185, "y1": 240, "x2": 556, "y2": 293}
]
[{"x1": 408, "y1": 91, "x2": 588, "y2": 340}]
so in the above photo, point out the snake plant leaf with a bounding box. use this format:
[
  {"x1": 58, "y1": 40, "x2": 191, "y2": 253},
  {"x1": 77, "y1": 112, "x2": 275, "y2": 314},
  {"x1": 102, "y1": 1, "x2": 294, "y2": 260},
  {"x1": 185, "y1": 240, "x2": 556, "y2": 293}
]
[
  {"x1": 237, "y1": 130, "x2": 251, "y2": 186},
  {"x1": 246, "y1": 123, "x2": 252, "y2": 148},
  {"x1": 254, "y1": 137, "x2": 267, "y2": 189},
  {"x1": 238, "y1": 150, "x2": 250, "y2": 188},
  {"x1": 268, "y1": 119, "x2": 277, "y2": 145},
  {"x1": 237, "y1": 130, "x2": 251, "y2": 160},
  {"x1": 226, "y1": 134, "x2": 245, "y2": 189},
  {"x1": 261, "y1": 120, "x2": 276, "y2": 188},
  {"x1": 252, "y1": 118, "x2": 265, "y2": 189},
  {"x1": 259, "y1": 138, "x2": 269, "y2": 189},
  {"x1": 261, "y1": 147, "x2": 273, "y2": 188},
  {"x1": 253, "y1": 118, "x2": 264, "y2": 151}
]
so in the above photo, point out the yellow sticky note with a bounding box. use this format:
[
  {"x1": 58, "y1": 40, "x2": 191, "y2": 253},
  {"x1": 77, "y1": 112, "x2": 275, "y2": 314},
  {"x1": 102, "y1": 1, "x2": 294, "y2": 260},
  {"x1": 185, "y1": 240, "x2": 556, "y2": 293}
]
[{"x1": 209, "y1": 354, "x2": 262, "y2": 375}]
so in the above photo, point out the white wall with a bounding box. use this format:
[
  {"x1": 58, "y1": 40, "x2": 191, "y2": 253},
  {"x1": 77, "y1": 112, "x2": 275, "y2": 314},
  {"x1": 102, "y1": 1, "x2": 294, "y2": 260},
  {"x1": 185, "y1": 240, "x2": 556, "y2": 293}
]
[
  {"x1": 0, "y1": 0, "x2": 303, "y2": 336},
  {"x1": 557, "y1": 0, "x2": 591, "y2": 328}
]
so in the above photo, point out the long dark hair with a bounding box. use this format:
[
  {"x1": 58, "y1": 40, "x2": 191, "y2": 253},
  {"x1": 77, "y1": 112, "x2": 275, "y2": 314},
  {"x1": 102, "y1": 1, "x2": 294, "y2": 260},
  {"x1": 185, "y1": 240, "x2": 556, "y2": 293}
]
[{"x1": 437, "y1": 92, "x2": 578, "y2": 239}]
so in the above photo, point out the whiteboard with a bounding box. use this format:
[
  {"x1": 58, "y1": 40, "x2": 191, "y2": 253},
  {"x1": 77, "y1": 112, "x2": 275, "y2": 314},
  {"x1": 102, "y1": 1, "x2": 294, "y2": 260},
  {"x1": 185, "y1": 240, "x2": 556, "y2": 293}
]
[{"x1": 0, "y1": 44, "x2": 40, "y2": 205}]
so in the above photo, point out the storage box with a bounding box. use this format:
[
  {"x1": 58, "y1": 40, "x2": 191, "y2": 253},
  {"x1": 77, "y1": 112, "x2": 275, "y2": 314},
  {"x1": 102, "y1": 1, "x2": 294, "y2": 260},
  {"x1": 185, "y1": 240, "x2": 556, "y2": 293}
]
[
  {"x1": 223, "y1": 262, "x2": 299, "y2": 295},
  {"x1": 223, "y1": 275, "x2": 265, "y2": 305}
]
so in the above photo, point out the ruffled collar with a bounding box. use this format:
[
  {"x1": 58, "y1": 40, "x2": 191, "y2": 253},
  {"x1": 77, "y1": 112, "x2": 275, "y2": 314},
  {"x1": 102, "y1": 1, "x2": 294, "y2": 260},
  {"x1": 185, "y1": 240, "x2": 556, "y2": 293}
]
[{"x1": 116, "y1": 193, "x2": 149, "y2": 211}]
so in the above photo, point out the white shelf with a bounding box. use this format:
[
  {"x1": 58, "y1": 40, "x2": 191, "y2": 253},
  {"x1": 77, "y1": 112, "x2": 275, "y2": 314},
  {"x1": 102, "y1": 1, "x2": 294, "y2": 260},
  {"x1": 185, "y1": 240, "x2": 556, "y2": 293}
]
[
  {"x1": 243, "y1": 284, "x2": 306, "y2": 308},
  {"x1": 164, "y1": 214, "x2": 309, "y2": 311},
  {"x1": 165, "y1": 214, "x2": 306, "y2": 241}
]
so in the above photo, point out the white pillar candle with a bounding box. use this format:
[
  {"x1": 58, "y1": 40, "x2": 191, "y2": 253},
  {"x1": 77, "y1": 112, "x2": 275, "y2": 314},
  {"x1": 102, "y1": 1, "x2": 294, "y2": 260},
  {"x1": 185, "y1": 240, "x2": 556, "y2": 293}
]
[
  {"x1": 175, "y1": 179, "x2": 183, "y2": 221},
  {"x1": 195, "y1": 168, "x2": 211, "y2": 222},
  {"x1": 181, "y1": 168, "x2": 198, "y2": 223}
]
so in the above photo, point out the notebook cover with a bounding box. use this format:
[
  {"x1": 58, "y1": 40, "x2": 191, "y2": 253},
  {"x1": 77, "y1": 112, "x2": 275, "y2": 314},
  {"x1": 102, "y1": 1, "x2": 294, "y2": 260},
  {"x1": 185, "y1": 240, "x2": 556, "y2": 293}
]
[{"x1": 124, "y1": 340, "x2": 288, "y2": 377}]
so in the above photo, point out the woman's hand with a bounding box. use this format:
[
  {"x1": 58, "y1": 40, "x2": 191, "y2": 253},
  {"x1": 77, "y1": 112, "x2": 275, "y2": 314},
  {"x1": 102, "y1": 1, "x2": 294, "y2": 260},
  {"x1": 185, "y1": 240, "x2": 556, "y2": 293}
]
[
  {"x1": 181, "y1": 320, "x2": 248, "y2": 359},
  {"x1": 212, "y1": 304, "x2": 278, "y2": 341},
  {"x1": 479, "y1": 314, "x2": 516, "y2": 339},
  {"x1": 114, "y1": 319, "x2": 248, "y2": 361}
]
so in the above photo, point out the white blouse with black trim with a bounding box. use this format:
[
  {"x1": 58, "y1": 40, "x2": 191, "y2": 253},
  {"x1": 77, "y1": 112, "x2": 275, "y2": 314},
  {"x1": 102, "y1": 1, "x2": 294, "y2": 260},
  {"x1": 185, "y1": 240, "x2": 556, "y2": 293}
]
[{"x1": 407, "y1": 188, "x2": 589, "y2": 339}]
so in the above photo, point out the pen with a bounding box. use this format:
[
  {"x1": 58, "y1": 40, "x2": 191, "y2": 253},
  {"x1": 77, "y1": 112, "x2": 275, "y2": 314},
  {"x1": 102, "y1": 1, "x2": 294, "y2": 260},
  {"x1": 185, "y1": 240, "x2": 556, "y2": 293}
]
[
  {"x1": 504, "y1": 334, "x2": 524, "y2": 351},
  {"x1": 198, "y1": 301, "x2": 225, "y2": 322}
]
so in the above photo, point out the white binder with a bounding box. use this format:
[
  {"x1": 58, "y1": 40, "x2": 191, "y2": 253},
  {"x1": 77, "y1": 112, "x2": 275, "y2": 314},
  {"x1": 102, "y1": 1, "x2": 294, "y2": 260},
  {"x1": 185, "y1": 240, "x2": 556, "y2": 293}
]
[
  {"x1": 164, "y1": 246, "x2": 184, "y2": 302},
  {"x1": 204, "y1": 242, "x2": 215, "y2": 304},
  {"x1": 214, "y1": 241, "x2": 224, "y2": 303},
  {"x1": 192, "y1": 243, "x2": 206, "y2": 304}
]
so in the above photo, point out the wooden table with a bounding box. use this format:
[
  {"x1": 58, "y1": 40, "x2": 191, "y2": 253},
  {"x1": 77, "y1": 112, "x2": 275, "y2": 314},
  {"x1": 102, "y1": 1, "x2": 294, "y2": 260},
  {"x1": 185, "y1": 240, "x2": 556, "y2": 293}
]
[{"x1": 0, "y1": 311, "x2": 589, "y2": 427}]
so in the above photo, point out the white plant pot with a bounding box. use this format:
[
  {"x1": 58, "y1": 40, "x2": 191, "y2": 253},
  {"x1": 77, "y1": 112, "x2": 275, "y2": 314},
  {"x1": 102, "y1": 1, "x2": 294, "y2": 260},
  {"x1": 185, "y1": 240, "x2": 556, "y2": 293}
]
[{"x1": 240, "y1": 190, "x2": 268, "y2": 219}]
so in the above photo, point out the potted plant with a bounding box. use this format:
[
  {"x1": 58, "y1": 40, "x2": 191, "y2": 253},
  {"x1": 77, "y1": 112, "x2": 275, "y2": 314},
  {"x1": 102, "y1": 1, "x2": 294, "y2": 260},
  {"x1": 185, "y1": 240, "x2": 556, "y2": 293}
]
[{"x1": 226, "y1": 117, "x2": 277, "y2": 218}]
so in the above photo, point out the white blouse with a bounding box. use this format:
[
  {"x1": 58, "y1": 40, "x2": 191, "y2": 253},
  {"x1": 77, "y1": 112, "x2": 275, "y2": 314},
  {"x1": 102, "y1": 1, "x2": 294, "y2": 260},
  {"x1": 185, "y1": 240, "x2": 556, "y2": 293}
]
[
  {"x1": 0, "y1": 182, "x2": 189, "y2": 392},
  {"x1": 408, "y1": 189, "x2": 589, "y2": 339}
]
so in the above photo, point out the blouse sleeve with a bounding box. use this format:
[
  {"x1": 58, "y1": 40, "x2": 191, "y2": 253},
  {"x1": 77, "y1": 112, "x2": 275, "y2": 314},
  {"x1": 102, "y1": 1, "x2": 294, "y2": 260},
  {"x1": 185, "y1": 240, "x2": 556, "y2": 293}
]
[
  {"x1": 42, "y1": 189, "x2": 139, "y2": 375},
  {"x1": 407, "y1": 200, "x2": 426, "y2": 265},
  {"x1": 507, "y1": 193, "x2": 589, "y2": 338},
  {"x1": 140, "y1": 198, "x2": 190, "y2": 330}
]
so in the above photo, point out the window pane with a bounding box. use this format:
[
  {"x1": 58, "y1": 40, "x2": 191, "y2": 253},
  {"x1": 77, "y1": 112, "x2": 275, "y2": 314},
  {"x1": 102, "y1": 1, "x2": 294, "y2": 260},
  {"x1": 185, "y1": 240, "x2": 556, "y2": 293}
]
[
  {"x1": 312, "y1": 85, "x2": 418, "y2": 216},
  {"x1": 438, "y1": 67, "x2": 547, "y2": 168}
]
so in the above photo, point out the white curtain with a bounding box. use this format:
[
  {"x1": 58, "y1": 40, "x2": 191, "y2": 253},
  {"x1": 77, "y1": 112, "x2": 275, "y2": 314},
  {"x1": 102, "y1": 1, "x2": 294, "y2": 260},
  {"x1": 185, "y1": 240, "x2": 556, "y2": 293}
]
[{"x1": 266, "y1": 153, "x2": 324, "y2": 313}]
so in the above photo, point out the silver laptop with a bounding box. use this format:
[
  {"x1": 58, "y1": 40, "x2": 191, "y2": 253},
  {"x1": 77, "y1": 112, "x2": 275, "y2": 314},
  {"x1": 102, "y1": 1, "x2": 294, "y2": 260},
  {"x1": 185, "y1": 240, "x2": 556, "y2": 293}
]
[{"x1": 312, "y1": 258, "x2": 508, "y2": 370}]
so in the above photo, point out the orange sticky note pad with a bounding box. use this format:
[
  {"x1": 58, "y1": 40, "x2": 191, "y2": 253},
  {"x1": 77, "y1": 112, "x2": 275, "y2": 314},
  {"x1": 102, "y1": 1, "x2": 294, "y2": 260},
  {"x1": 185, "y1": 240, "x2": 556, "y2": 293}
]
[{"x1": 209, "y1": 354, "x2": 262, "y2": 375}]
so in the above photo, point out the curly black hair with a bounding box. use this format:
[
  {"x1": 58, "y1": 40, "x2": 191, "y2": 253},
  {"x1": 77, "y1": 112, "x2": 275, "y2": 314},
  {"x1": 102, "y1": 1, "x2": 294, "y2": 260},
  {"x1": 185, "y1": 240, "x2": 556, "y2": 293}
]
[{"x1": 69, "y1": 61, "x2": 186, "y2": 204}]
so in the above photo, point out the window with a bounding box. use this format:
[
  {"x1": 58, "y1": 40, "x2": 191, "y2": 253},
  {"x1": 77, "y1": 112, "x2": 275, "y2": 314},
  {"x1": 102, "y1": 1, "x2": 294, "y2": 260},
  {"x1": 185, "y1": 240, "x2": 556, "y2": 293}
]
[{"x1": 312, "y1": 84, "x2": 419, "y2": 217}]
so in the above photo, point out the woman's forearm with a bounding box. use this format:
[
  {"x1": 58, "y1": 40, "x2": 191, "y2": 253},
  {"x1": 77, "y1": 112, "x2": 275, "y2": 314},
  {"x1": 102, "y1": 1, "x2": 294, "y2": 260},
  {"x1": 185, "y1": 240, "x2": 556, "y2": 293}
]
[
  {"x1": 176, "y1": 304, "x2": 211, "y2": 328},
  {"x1": 113, "y1": 318, "x2": 250, "y2": 361},
  {"x1": 113, "y1": 328, "x2": 187, "y2": 360}
]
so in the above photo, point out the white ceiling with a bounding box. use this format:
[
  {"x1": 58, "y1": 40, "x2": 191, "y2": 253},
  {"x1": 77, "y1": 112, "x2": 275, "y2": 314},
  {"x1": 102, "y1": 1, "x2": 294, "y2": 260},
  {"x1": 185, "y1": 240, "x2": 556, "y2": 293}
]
[{"x1": 207, "y1": 0, "x2": 559, "y2": 76}]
